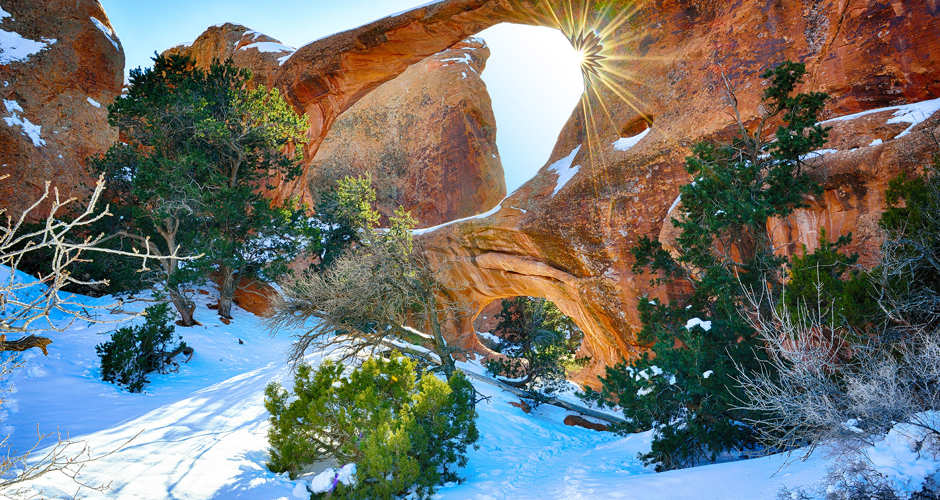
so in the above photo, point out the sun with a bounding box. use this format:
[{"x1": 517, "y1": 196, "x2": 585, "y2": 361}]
[{"x1": 569, "y1": 29, "x2": 604, "y2": 78}]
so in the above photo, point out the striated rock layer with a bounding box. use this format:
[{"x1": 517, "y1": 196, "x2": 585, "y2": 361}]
[
  {"x1": 166, "y1": 25, "x2": 505, "y2": 225},
  {"x1": 0, "y1": 0, "x2": 124, "y2": 218}
]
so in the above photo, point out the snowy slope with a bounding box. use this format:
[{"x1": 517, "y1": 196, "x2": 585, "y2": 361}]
[{"x1": 2, "y1": 266, "x2": 935, "y2": 499}]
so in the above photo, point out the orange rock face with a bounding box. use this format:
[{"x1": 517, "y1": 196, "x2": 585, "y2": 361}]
[
  {"x1": 4, "y1": 0, "x2": 939, "y2": 386},
  {"x1": 166, "y1": 1, "x2": 940, "y2": 382},
  {"x1": 164, "y1": 23, "x2": 291, "y2": 89},
  {"x1": 0, "y1": 0, "x2": 124, "y2": 218}
]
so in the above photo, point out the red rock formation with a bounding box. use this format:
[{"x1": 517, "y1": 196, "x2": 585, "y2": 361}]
[
  {"x1": 4, "y1": 0, "x2": 938, "y2": 386},
  {"x1": 164, "y1": 23, "x2": 292, "y2": 88},
  {"x1": 0, "y1": 0, "x2": 124, "y2": 218},
  {"x1": 231, "y1": 277, "x2": 279, "y2": 318},
  {"x1": 173, "y1": 0, "x2": 939, "y2": 382}
]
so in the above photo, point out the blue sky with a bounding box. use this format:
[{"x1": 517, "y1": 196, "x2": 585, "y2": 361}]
[{"x1": 99, "y1": 0, "x2": 583, "y2": 194}]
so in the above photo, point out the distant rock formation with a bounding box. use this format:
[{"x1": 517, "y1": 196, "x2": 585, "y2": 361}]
[
  {"x1": 308, "y1": 38, "x2": 504, "y2": 225},
  {"x1": 0, "y1": 0, "x2": 124, "y2": 218},
  {"x1": 164, "y1": 23, "x2": 291, "y2": 89}
]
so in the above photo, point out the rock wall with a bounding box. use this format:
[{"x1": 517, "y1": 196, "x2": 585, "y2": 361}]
[
  {"x1": 3, "y1": 0, "x2": 938, "y2": 386},
  {"x1": 308, "y1": 38, "x2": 504, "y2": 225},
  {"x1": 0, "y1": 0, "x2": 124, "y2": 218}
]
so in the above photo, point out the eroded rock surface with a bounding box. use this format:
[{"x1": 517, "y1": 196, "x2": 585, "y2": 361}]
[
  {"x1": 407, "y1": 0, "x2": 940, "y2": 384},
  {"x1": 164, "y1": 23, "x2": 292, "y2": 89},
  {"x1": 165, "y1": 1, "x2": 940, "y2": 384},
  {"x1": 308, "y1": 38, "x2": 504, "y2": 225},
  {"x1": 0, "y1": 0, "x2": 123, "y2": 218}
]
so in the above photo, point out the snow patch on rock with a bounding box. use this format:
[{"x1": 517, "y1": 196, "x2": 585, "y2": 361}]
[
  {"x1": 240, "y1": 41, "x2": 295, "y2": 54},
  {"x1": 822, "y1": 97, "x2": 940, "y2": 139},
  {"x1": 90, "y1": 17, "x2": 119, "y2": 51},
  {"x1": 0, "y1": 29, "x2": 54, "y2": 64},
  {"x1": 3, "y1": 99, "x2": 44, "y2": 147},
  {"x1": 612, "y1": 127, "x2": 650, "y2": 152},
  {"x1": 548, "y1": 145, "x2": 582, "y2": 197}
]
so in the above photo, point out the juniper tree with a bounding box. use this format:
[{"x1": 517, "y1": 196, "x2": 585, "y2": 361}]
[
  {"x1": 92, "y1": 54, "x2": 209, "y2": 325},
  {"x1": 264, "y1": 354, "x2": 478, "y2": 497},
  {"x1": 96, "y1": 54, "x2": 313, "y2": 322},
  {"x1": 190, "y1": 59, "x2": 311, "y2": 319},
  {"x1": 310, "y1": 175, "x2": 381, "y2": 273},
  {"x1": 584, "y1": 61, "x2": 830, "y2": 470}
]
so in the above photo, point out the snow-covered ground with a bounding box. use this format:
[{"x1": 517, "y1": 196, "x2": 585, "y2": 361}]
[{"x1": 2, "y1": 266, "x2": 936, "y2": 499}]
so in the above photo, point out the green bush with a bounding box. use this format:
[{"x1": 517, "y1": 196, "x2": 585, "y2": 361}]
[
  {"x1": 264, "y1": 354, "x2": 478, "y2": 498},
  {"x1": 784, "y1": 232, "x2": 878, "y2": 331},
  {"x1": 96, "y1": 303, "x2": 189, "y2": 393}
]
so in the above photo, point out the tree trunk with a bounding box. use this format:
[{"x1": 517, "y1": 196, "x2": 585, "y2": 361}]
[
  {"x1": 426, "y1": 294, "x2": 456, "y2": 377},
  {"x1": 168, "y1": 287, "x2": 197, "y2": 326},
  {"x1": 218, "y1": 265, "x2": 236, "y2": 319},
  {"x1": 158, "y1": 225, "x2": 197, "y2": 326}
]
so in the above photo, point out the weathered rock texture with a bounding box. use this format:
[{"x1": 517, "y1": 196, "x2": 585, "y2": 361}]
[
  {"x1": 164, "y1": 23, "x2": 292, "y2": 89},
  {"x1": 4, "y1": 0, "x2": 939, "y2": 386},
  {"x1": 167, "y1": 25, "x2": 505, "y2": 225},
  {"x1": 0, "y1": 0, "x2": 123, "y2": 218}
]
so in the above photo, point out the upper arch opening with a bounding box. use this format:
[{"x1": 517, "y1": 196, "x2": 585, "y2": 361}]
[{"x1": 476, "y1": 23, "x2": 585, "y2": 193}]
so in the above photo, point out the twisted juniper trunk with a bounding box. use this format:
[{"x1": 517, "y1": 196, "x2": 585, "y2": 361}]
[
  {"x1": 155, "y1": 222, "x2": 197, "y2": 327},
  {"x1": 167, "y1": 287, "x2": 196, "y2": 326},
  {"x1": 426, "y1": 293, "x2": 456, "y2": 377},
  {"x1": 217, "y1": 265, "x2": 236, "y2": 319}
]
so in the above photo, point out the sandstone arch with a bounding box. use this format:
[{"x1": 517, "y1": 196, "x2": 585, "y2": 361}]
[{"x1": 173, "y1": 0, "x2": 940, "y2": 384}]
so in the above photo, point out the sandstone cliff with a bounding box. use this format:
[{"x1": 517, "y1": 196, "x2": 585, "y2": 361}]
[
  {"x1": 164, "y1": 23, "x2": 292, "y2": 89},
  {"x1": 308, "y1": 38, "x2": 504, "y2": 225},
  {"x1": 0, "y1": 0, "x2": 123, "y2": 218},
  {"x1": 3, "y1": 0, "x2": 939, "y2": 387}
]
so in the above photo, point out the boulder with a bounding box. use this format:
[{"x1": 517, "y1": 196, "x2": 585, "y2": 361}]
[{"x1": 0, "y1": 0, "x2": 123, "y2": 219}]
